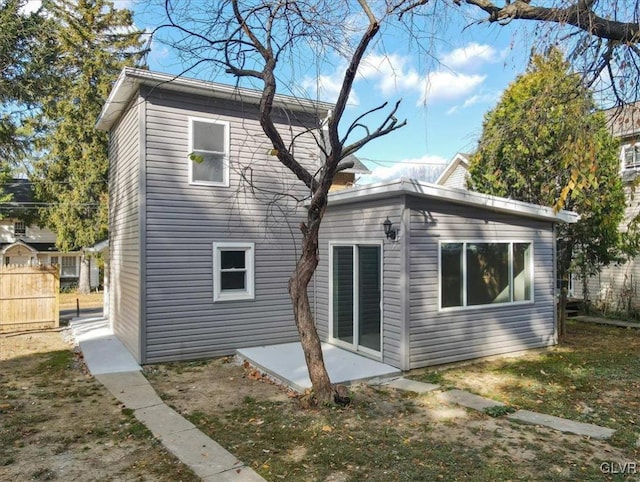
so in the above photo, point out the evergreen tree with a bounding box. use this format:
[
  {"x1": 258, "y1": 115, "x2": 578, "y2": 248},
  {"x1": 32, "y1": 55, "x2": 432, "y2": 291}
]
[
  {"x1": 0, "y1": 0, "x2": 56, "y2": 213},
  {"x1": 468, "y1": 48, "x2": 627, "y2": 337},
  {"x1": 33, "y1": 0, "x2": 144, "y2": 292}
]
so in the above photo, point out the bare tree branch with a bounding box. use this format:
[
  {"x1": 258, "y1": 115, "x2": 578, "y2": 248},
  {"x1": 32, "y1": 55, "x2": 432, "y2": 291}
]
[{"x1": 464, "y1": 0, "x2": 640, "y2": 43}]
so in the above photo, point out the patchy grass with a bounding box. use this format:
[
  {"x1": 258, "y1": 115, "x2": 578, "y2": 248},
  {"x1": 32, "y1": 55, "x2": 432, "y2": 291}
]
[
  {"x1": 412, "y1": 321, "x2": 640, "y2": 450},
  {"x1": 1, "y1": 335, "x2": 199, "y2": 481},
  {"x1": 147, "y1": 327, "x2": 639, "y2": 482},
  {"x1": 59, "y1": 290, "x2": 103, "y2": 310}
]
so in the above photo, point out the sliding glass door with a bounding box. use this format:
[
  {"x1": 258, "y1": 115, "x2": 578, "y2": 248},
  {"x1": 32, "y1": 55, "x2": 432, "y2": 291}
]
[{"x1": 331, "y1": 244, "x2": 381, "y2": 355}]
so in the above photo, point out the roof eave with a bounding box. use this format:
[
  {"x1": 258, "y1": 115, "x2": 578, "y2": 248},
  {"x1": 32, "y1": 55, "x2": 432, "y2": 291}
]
[
  {"x1": 327, "y1": 178, "x2": 579, "y2": 224},
  {"x1": 96, "y1": 67, "x2": 335, "y2": 132}
]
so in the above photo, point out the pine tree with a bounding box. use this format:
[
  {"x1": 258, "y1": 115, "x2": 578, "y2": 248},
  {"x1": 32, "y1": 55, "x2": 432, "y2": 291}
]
[{"x1": 33, "y1": 0, "x2": 144, "y2": 292}]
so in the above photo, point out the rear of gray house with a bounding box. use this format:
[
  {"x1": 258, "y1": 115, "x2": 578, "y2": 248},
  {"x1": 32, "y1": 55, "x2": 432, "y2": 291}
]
[{"x1": 97, "y1": 67, "x2": 577, "y2": 370}]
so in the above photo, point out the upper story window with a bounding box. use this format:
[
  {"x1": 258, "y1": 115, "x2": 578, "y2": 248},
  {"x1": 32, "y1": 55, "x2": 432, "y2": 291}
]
[
  {"x1": 13, "y1": 221, "x2": 26, "y2": 237},
  {"x1": 623, "y1": 144, "x2": 640, "y2": 170},
  {"x1": 189, "y1": 117, "x2": 230, "y2": 186}
]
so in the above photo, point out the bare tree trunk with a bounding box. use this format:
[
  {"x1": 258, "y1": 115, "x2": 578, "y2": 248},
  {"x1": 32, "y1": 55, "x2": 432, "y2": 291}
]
[
  {"x1": 558, "y1": 286, "x2": 567, "y2": 340},
  {"x1": 78, "y1": 251, "x2": 91, "y2": 294},
  {"x1": 289, "y1": 214, "x2": 334, "y2": 404}
]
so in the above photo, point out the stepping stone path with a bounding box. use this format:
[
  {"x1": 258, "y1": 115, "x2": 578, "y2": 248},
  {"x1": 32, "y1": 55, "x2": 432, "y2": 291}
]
[
  {"x1": 508, "y1": 410, "x2": 616, "y2": 440},
  {"x1": 384, "y1": 378, "x2": 616, "y2": 440},
  {"x1": 386, "y1": 377, "x2": 439, "y2": 394}
]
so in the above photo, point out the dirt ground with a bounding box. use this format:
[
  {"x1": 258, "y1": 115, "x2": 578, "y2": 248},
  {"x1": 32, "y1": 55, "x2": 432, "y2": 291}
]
[
  {"x1": 2, "y1": 329, "x2": 638, "y2": 481},
  {"x1": 0, "y1": 329, "x2": 198, "y2": 481},
  {"x1": 146, "y1": 358, "x2": 638, "y2": 481}
]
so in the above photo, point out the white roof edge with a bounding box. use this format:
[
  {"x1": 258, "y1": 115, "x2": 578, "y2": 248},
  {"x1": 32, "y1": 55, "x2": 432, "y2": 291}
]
[
  {"x1": 96, "y1": 67, "x2": 335, "y2": 131},
  {"x1": 86, "y1": 239, "x2": 109, "y2": 252},
  {"x1": 435, "y1": 152, "x2": 470, "y2": 185},
  {"x1": 328, "y1": 178, "x2": 579, "y2": 224}
]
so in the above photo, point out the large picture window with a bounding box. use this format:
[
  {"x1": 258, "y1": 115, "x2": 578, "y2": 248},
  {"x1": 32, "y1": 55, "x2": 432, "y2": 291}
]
[
  {"x1": 213, "y1": 242, "x2": 255, "y2": 302},
  {"x1": 189, "y1": 117, "x2": 230, "y2": 186},
  {"x1": 440, "y1": 241, "x2": 532, "y2": 309}
]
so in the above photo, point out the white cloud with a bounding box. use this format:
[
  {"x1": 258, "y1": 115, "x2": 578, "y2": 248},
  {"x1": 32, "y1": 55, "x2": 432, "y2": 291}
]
[
  {"x1": 304, "y1": 45, "x2": 496, "y2": 109},
  {"x1": 446, "y1": 90, "x2": 501, "y2": 115},
  {"x1": 441, "y1": 43, "x2": 499, "y2": 70},
  {"x1": 360, "y1": 154, "x2": 448, "y2": 184},
  {"x1": 421, "y1": 71, "x2": 485, "y2": 104},
  {"x1": 358, "y1": 53, "x2": 422, "y2": 95},
  {"x1": 301, "y1": 63, "x2": 360, "y2": 105}
]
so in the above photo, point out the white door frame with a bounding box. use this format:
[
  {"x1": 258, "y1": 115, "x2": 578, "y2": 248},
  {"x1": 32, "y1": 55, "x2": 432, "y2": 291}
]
[{"x1": 328, "y1": 241, "x2": 383, "y2": 360}]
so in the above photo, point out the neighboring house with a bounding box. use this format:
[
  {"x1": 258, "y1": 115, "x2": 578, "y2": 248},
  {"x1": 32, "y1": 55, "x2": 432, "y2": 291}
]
[
  {"x1": 324, "y1": 141, "x2": 371, "y2": 190},
  {"x1": 97, "y1": 67, "x2": 577, "y2": 368},
  {"x1": 580, "y1": 104, "x2": 640, "y2": 308},
  {"x1": 434, "y1": 152, "x2": 470, "y2": 188},
  {"x1": 0, "y1": 179, "x2": 100, "y2": 289}
]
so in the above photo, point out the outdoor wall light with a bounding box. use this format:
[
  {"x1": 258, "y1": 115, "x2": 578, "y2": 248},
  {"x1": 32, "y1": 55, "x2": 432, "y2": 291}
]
[{"x1": 383, "y1": 217, "x2": 397, "y2": 240}]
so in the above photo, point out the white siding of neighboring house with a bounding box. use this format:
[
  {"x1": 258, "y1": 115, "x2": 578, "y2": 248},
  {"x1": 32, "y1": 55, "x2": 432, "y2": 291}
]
[
  {"x1": 579, "y1": 179, "x2": 640, "y2": 308},
  {"x1": 440, "y1": 164, "x2": 469, "y2": 189}
]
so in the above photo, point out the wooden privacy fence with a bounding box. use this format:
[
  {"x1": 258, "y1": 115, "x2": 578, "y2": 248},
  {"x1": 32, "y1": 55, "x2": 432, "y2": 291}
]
[{"x1": 0, "y1": 265, "x2": 60, "y2": 333}]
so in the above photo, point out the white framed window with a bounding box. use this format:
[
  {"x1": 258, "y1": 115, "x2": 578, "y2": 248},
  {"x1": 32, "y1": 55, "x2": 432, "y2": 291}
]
[
  {"x1": 13, "y1": 221, "x2": 26, "y2": 237},
  {"x1": 623, "y1": 143, "x2": 640, "y2": 170},
  {"x1": 439, "y1": 241, "x2": 533, "y2": 310},
  {"x1": 213, "y1": 242, "x2": 255, "y2": 302},
  {"x1": 61, "y1": 256, "x2": 77, "y2": 278},
  {"x1": 189, "y1": 117, "x2": 230, "y2": 186}
]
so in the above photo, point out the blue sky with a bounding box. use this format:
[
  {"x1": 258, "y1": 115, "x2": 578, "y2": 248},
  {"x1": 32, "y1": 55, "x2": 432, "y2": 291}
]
[
  {"x1": 126, "y1": 1, "x2": 540, "y2": 183},
  {"x1": 27, "y1": 0, "x2": 535, "y2": 183}
]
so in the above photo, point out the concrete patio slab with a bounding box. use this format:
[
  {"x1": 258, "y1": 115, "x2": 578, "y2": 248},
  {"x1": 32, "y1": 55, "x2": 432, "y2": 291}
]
[
  {"x1": 438, "y1": 389, "x2": 505, "y2": 411},
  {"x1": 237, "y1": 342, "x2": 401, "y2": 392},
  {"x1": 508, "y1": 410, "x2": 616, "y2": 439},
  {"x1": 386, "y1": 378, "x2": 440, "y2": 394},
  {"x1": 134, "y1": 404, "x2": 196, "y2": 437}
]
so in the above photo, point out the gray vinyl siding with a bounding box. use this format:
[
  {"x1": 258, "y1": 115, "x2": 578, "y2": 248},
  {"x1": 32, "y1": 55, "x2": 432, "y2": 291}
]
[
  {"x1": 408, "y1": 197, "x2": 556, "y2": 369},
  {"x1": 317, "y1": 198, "x2": 404, "y2": 368},
  {"x1": 140, "y1": 87, "x2": 319, "y2": 362},
  {"x1": 108, "y1": 96, "x2": 142, "y2": 361}
]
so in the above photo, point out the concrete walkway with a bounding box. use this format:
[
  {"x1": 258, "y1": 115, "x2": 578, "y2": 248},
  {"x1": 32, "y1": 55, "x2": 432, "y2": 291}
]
[
  {"x1": 574, "y1": 315, "x2": 640, "y2": 329},
  {"x1": 69, "y1": 316, "x2": 264, "y2": 481},
  {"x1": 384, "y1": 378, "x2": 616, "y2": 440}
]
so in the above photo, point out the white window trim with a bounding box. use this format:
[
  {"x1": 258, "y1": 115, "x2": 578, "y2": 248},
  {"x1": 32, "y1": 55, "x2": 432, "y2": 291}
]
[
  {"x1": 622, "y1": 143, "x2": 640, "y2": 170},
  {"x1": 213, "y1": 242, "x2": 255, "y2": 302},
  {"x1": 438, "y1": 240, "x2": 535, "y2": 312},
  {"x1": 188, "y1": 116, "x2": 230, "y2": 187},
  {"x1": 60, "y1": 255, "x2": 79, "y2": 278}
]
